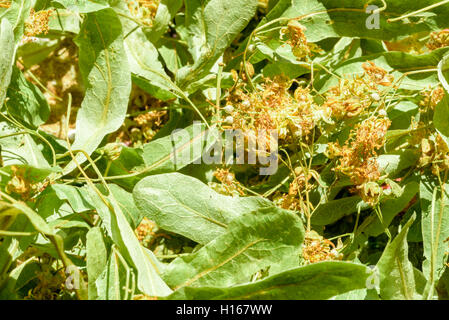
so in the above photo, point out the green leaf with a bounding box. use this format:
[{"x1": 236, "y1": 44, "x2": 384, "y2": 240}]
[
  {"x1": 0, "y1": 122, "x2": 50, "y2": 168},
  {"x1": 0, "y1": 258, "x2": 40, "y2": 299},
  {"x1": 420, "y1": 174, "x2": 449, "y2": 297},
  {"x1": 161, "y1": 206, "x2": 304, "y2": 290},
  {"x1": 311, "y1": 196, "x2": 369, "y2": 226},
  {"x1": 100, "y1": 123, "x2": 219, "y2": 191},
  {"x1": 0, "y1": 0, "x2": 32, "y2": 41},
  {"x1": 95, "y1": 250, "x2": 130, "y2": 300},
  {"x1": 99, "y1": 184, "x2": 143, "y2": 229},
  {"x1": 111, "y1": 0, "x2": 178, "y2": 100},
  {"x1": 125, "y1": 28, "x2": 177, "y2": 99},
  {"x1": 2, "y1": 197, "x2": 88, "y2": 299},
  {"x1": 109, "y1": 195, "x2": 172, "y2": 297},
  {"x1": 377, "y1": 151, "x2": 419, "y2": 178},
  {"x1": 47, "y1": 9, "x2": 81, "y2": 34},
  {"x1": 133, "y1": 172, "x2": 276, "y2": 245},
  {"x1": 278, "y1": 0, "x2": 449, "y2": 43},
  {"x1": 0, "y1": 18, "x2": 14, "y2": 108},
  {"x1": 434, "y1": 95, "x2": 449, "y2": 148},
  {"x1": 377, "y1": 213, "x2": 417, "y2": 300},
  {"x1": 436, "y1": 266, "x2": 449, "y2": 300},
  {"x1": 360, "y1": 181, "x2": 419, "y2": 237},
  {"x1": 17, "y1": 38, "x2": 59, "y2": 69},
  {"x1": 147, "y1": 0, "x2": 183, "y2": 42},
  {"x1": 317, "y1": 48, "x2": 449, "y2": 92},
  {"x1": 85, "y1": 188, "x2": 172, "y2": 297},
  {"x1": 167, "y1": 261, "x2": 371, "y2": 300},
  {"x1": 53, "y1": 0, "x2": 109, "y2": 13},
  {"x1": 65, "y1": 8, "x2": 131, "y2": 174},
  {"x1": 5, "y1": 66, "x2": 50, "y2": 128},
  {"x1": 141, "y1": 123, "x2": 219, "y2": 176},
  {"x1": 438, "y1": 52, "x2": 449, "y2": 92},
  {"x1": 176, "y1": 0, "x2": 258, "y2": 90},
  {"x1": 52, "y1": 184, "x2": 95, "y2": 213},
  {"x1": 86, "y1": 227, "x2": 108, "y2": 300},
  {"x1": 158, "y1": 38, "x2": 193, "y2": 75}
]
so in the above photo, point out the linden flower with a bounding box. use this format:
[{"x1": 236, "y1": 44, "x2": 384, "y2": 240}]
[
  {"x1": 323, "y1": 77, "x2": 373, "y2": 119},
  {"x1": 302, "y1": 231, "x2": 342, "y2": 264},
  {"x1": 362, "y1": 61, "x2": 394, "y2": 87},
  {"x1": 418, "y1": 134, "x2": 449, "y2": 176},
  {"x1": 419, "y1": 86, "x2": 445, "y2": 111},
  {"x1": 127, "y1": 0, "x2": 159, "y2": 26},
  {"x1": 427, "y1": 29, "x2": 449, "y2": 51},
  {"x1": 225, "y1": 76, "x2": 319, "y2": 143},
  {"x1": 24, "y1": 9, "x2": 53, "y2": 38},
  {"x1": 332, "y1": 116, "x2": 391, "y2": 205},
  {"x1": 281, "y1": 20, "x2": 322, "y2": 60},
  {"x1": 323, "y1": 62, "x2": 393, "y2": 120},
  {"x1": 135, "y1": 217, "x2": 156, "y2": 247},
  {"x1": 210, "y1": 168, "x2": 244, "y2": 196},
  {"x1": 283, "y1": 20, "x2": 310, "y2": 60}
]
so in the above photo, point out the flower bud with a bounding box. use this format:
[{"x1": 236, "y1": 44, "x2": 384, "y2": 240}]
[
  {"x1": 224, "y1": 116, "x2": 234, "y2": 124},
  {"x1": 223, "y1": 105, "x2": 234, "y2": 114},
  {"x1": 103, "y1": 143, "x2": 122, "y2": 161}
]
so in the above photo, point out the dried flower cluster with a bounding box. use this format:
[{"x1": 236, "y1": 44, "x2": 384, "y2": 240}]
[
  {"x1": 323, "y1": 61, "x2": 393, "y2": 120},
  {"x1": 135, "y1": 217, "x2": 156, "y2": 247},
  {"x1": 0, "y1": 1, "x2": 10, "y2": 8},
  {"x1": 225, "y1": 76, "x2": 321, "y2": 143},
  {"x1": 4, "y1": 165, "x2": 49, "y2": 200},
  {"x1": 24, "y1": 255, "x2": 67, "y2": 300},
  {"x1": 24, "y1": 9, "x2": 53, "y2": 38},
  {"x1": 329, "y1": 116, "x2": 391, "y2": 204},
  {"x1": 426, "y1": 29, "x2": 449, "y2": 51},
  {"x1": 273, "y1": 166, "x2": 318, "y2": 212},
  {"x1": 281, "y1": 20, "x2": 322, "y2": 60},
  {"x1": 419, "y1": 86, "x2": 445, "y2": 111},
  {"x1": 419, "y1": 134, "x2": 449, "y2": 176},
  {"x1": 127, "y1": 0, "x2": 159, "y2": 26},
  {"x1": 302, "y1": 232, "x2": 342, "y2": 264},
  {"x1": 210, "y1": 168, "x2": 244, "y2": 196},
  {"x1": 116, "y1": 87, "x2": 169, "y2": 146}
]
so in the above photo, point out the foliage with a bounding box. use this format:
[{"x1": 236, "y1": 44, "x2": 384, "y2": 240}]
[{"x1": 1, "y1": 0, "x2": 449, "y2": 300}]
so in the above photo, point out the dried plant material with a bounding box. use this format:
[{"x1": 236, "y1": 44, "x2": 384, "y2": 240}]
[
  {"x1": 427, "y1": 29, "x2": 449, "y2": 50},
  {"x1": 330, "y1": 116, "x2": 391, "y2": 205},
  {"x1": 24, "y1": 9, "x2": 53, "y2": 38}
]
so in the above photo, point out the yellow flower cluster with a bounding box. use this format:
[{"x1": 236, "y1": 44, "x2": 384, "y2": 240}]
[
  {"x1": 225, "y1": 76, "x2": 322, "y2": 143},
  {"x1": 127, "y1": 0, "x2": 159, "y2": 27},
  {"x1": 323, "y1": 61, "x2": 393, "y2": 120},
  {"x1": 329, "y1": 116, "x2": 391, "y2": 205},
  {"x1": 427, "y1": 29, "x2": 449, "y2": 51},
  {"x1": 419, "y1": 134, "x2": 449, "y2": 176},
  {"x1": 24, "y1": 9, "x2": 53, "y2": 37},
  {"x1": 419, "y1": 86, "x2": 445, "y2": 111},
  {"x1": 302, "y1": 231, "x2": 342, "y2": 264},
  {"x1": 281, "y1": 20, "x2": 322, "y2": 60}
]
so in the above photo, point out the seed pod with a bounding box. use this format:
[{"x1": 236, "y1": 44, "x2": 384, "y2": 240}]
[
  {"x1": 68, "y1": 129, "x2": 76, "y2": 142},
  {"x1": 241, "y1": 100, "x2": 251, "y2": 108},
  {"x1": 224, "y1": 116, "x2": 234, "y2": 124},
  {"x1": 103, "y1": 143, "x2": 122, "y2": 161},
  {"x1": 371, "y1": 92, "x2": 381, "y2": 101},
  {"x1": 223, "y1": 105, "x2": 234, "y2": 114}
]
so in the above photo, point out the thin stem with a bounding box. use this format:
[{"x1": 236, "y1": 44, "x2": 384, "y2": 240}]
[{"x1": 388, "y1": 0, "x2": 449, "y2": 22}]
